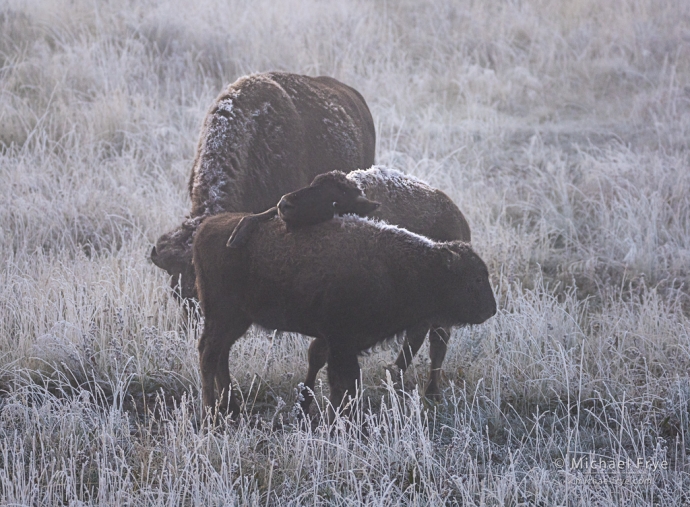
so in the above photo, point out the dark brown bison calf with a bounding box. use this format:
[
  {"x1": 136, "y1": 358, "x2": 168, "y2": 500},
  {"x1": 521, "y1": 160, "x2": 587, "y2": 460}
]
[
  {"x1": 151, "y1": 72, "x2": 375, "y2": 301},
  {"x1": 194, "y1": 212, "x2": 496, "y2": 417},
  {"x1": 226, "y1": 166, "x2": 472, "y2": 401}
]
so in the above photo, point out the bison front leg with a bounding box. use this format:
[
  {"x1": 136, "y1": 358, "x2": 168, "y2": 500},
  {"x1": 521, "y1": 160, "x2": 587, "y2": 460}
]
[
  {"x1": 198, "y1": 316, "x2": 251, "y2": 415},
  {"x1": 425, "y1": 326, "x2": 451, "y2": 400},
  {"x1": 214, "y1": 335, "x2": 239, "y2": 414},
  {"x1": 394, "y1": 322, "x2": 430, "y2": 372},
  {"x1": 300, "y1": 337, "x2": 329, "y2": 414},
  {"x1": 326, "y1": 348, "x2": 360, "y2": 421}
]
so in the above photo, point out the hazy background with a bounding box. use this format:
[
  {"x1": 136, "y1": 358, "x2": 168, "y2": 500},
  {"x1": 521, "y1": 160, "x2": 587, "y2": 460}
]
[{"x1": 1, "y1": 0, "x2": 689, "y2": 504}]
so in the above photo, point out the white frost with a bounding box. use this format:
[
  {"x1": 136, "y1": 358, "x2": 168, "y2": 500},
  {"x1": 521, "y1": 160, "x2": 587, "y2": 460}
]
[
  {"x1": 191, "y1": 91, "x2": 255, "y2": 216},
  {"x1": 216, "y1": 97, "x2": 234, "y2": 116},
  {"x1": 334, "y1": 213, "x2": 437, "y2": 248},
  {"x1": 347, "y1": 165, "x2": 433, "y2": 193}
]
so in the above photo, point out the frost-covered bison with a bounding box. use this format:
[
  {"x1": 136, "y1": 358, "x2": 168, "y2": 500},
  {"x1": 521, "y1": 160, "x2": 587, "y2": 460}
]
[
  {"x1": 194, "y1": 212, "x2": 496, "y2": 416},
  {"x1": 150, "y1": 72, "x2": 375, "y2": 300},
  {"x1": 227, "y1": 166, "x2": 472, "y2": 401}
]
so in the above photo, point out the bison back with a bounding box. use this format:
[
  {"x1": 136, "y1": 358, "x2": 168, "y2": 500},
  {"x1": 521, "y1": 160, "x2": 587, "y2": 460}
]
[{"x1": 190, "y1": 72, "x2": 375, "y2": 217}]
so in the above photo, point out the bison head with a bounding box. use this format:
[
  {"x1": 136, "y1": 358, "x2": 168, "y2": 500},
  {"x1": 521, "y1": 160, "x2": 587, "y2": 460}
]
[
  {"x1": 150, "y1": 222, "x2": 198, "y2": 301},
  {"x1": 277, "y1": 170, "x2": 380, "y2": 227}
]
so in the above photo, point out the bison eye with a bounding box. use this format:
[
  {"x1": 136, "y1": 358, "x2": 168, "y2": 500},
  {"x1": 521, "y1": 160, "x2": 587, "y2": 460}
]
[{"x1": 332, "y1": 201, "x2": 338, "y2": 208}]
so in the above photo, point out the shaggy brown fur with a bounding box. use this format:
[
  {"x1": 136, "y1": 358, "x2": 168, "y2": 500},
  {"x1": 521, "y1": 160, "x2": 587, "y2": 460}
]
[
  {"x1": 225, "y1": 167, "x2": 472, "y2": 402},
  {"x1": 194, "y1": 212, "x2": 496, "y2": 417},
  {"x1": 150, "y1": 72, "x2": 375, "y2": 299}
]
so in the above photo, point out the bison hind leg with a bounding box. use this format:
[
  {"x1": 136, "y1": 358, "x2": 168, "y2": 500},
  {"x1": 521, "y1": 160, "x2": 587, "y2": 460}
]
[
  {"x1": 326, "y1": 347, "x2": 361, "y2": 422},
  {"x1": 425, "y1": 326, "x2": 451, "y2": 400},
  {"x1": 299, "y1": 337, "x2": 329, "y2": 416}
]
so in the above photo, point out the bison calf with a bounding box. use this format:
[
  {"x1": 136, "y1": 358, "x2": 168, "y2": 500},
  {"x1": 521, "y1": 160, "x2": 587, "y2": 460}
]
[
  {"x1": 194, "y1": 212, "x2": 496, "y2": 417},
  {"x1": 226, "y1": 166, "x2": 472, "y2": 401}
]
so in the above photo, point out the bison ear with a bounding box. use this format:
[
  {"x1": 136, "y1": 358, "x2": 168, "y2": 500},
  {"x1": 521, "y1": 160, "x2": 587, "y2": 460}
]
[{"x1": 350, "y1": 195, "x2": 381, "y2": 216}]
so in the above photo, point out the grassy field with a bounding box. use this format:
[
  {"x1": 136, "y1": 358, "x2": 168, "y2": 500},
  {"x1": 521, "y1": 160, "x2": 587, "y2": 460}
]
[{"x1": 1, "y1": 0, "x2": 690, "y2": 504}]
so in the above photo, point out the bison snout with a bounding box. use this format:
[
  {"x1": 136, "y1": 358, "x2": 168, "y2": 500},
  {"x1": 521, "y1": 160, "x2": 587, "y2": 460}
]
[{"x1": 480, "y1": 293, "x2": 498, "y2": 322}]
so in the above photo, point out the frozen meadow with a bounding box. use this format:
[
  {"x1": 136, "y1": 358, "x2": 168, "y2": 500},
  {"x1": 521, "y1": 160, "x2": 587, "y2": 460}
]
[{"x1": 1, "y1": 0, "x2": 689, "y2": 504}]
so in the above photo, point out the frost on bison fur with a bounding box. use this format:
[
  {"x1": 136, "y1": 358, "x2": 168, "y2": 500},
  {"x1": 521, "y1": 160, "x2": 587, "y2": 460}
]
[
  {"x1": 194, "y1": 212, "x2": 496, "y2": 416},
  {"x1": 226, "y1": 166, "x2": 472, "y2": 400},
  {"x1": 150, "y1": 72, "x2": 376, "y2": 300}
]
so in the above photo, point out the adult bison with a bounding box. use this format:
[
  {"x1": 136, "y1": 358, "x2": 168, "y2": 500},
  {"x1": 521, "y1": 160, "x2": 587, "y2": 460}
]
[
  {"x1": 150, "y1": 72, "x2": 375, "y2": 300},
  {"x1": 194, "y1": 212, "x2": 496, "y2": 417}
]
